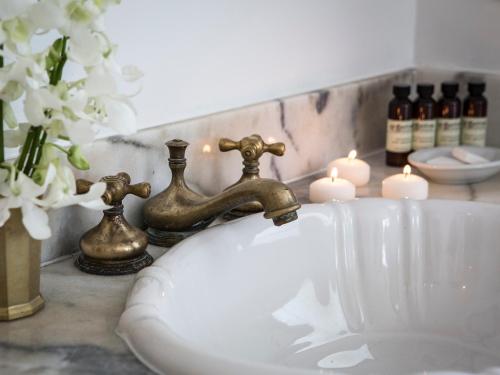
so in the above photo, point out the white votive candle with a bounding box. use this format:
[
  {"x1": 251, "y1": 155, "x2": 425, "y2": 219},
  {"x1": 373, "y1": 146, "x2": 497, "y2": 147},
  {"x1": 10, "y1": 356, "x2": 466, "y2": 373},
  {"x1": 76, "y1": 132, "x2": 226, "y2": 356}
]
[
  {"x1": 382, "y1": 165, "x2": 429, "y2": 200},
  {"x1": 309, "y1": 168, "x2": 356, "y2": 202},
  {"x1": 327, "y1": 150, "x2": 370, "y2": 186}
]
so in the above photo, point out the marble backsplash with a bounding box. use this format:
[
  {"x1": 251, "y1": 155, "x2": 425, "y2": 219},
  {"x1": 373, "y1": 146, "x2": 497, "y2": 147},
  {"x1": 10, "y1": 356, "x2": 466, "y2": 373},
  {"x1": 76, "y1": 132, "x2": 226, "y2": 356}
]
[
  {"x1": 42, "y1": 68, "x2": 500, "y2": 263},
  {"x1": 42, "y1": 69, "x2": 416, "y2": 262},
  {"x1": 43, "y1": 68, "x2": 500, "y2": 263}
]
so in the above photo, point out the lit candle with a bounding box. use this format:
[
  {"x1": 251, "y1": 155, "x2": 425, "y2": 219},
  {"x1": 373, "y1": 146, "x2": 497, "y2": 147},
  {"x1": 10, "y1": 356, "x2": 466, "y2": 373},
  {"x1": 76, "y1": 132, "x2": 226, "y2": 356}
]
[
  {"x1": 382, "y1": 165, "x2": 428, "y2": 200},
  {"x1": 327, "y1": 150, "x2": 370, "y2": 187},
  {"x1": 309, "y1": 167, "x2": 356, "y2": 203}
]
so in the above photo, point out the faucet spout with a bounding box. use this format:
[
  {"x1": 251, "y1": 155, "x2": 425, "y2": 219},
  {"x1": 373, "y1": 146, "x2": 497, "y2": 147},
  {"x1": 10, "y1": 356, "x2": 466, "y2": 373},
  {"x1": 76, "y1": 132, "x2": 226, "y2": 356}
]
[{"x1": 143, "y1": 139, "x2": 301, "y2": 247}]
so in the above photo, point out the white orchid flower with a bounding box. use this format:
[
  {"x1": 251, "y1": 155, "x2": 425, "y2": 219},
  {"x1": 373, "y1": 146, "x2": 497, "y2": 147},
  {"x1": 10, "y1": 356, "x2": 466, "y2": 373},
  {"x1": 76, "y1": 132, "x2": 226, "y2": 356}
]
[
  {"x1": 25, "y1": 0, "x2": 104, "y2": 36},
  {"x1": 24, "y1": 87, "x2": 61, "y2": 125},
  {"x1": 27, "y1": 0, "x2": 66, "y2": 31},
  {"x1": 0, "y1": 0, "x2": 138, "y2": 241},
  {"x1": 84, "y1": 59, "x2": 141, "y2": 135},
  {"x1": 40, "y1": 162, "x2": 108, "y2": 210},
  {"x1": 0, "y1": 51, "x2": 48, "y2": 101},
  {"x1": 0, "y1": 0, "x2": 36, "y2": 20},
  {"x1": 97, "y1": 96, "x2": 136, "y2": 135},
  {"x1": 67, "y1": 26, "x2": 107, "y2": 67},
  {"x1": 23, "y1": 85, "x2": 98, "y2": 144},
  {"x1": 121, "y1": 65, "x2": 144, "y2": 82},
  {"x1": 0, "y1": 0, "x2": 35, "y2": 52},
  {"x1": 0, "y1": 164, "x2": 56, "y2": 239},
  {"x1": 4, "y1": 122, "x2": 31, "y2": 147}
]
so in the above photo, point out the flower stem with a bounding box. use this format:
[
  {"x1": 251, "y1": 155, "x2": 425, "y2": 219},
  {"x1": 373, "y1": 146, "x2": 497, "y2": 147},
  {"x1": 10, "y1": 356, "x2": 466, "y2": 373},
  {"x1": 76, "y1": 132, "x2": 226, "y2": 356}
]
[
  {"x1": 31, "y1": 131, "x2": 48, "y2": 177},
  {"x1": 23, "y1": 126, "x2": 42, "y2": 175},
  {"x1": 50, "y1": 36, "x2": 68, "y2": 86},
  {"x1": 17, "y1": 128, "x2": 35, "y2": 172},
  {"x1": 30, "y1": 36, "x2": 68, "y2": 180}
]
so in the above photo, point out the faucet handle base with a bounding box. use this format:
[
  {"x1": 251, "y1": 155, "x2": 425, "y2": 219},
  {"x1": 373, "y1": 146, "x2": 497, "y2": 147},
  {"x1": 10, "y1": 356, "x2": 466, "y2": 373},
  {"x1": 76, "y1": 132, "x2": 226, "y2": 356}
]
[
  {"x1": 74, "y1": 252, "x2": 154, "y2": 276},
  {"x1": 146, "y1": 216, "x2": 216, "y2": 247}
]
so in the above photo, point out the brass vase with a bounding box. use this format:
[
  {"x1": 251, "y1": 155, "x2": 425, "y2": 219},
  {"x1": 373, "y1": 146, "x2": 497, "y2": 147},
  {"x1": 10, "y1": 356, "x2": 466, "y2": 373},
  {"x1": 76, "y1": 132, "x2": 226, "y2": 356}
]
[{"x1": 0, "y1": 209, "x2": 44, "y2": 321}]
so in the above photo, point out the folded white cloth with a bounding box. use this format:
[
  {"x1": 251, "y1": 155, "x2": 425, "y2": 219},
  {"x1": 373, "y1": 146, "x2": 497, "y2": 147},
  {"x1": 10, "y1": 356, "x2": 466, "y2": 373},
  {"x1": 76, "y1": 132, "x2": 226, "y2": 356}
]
[
  {"x1": 451, "y1": 147, "x2": 489, "y2": 164},
  {"x1": 427, "y1": 156, "x2": 465, "y2": 166}
]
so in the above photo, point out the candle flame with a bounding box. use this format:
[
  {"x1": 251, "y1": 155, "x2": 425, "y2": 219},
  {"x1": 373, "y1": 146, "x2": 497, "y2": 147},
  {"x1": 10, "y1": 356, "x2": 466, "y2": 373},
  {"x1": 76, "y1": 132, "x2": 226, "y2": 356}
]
[
  {"x1": 403, "y1": 164, "x2": 411, "y2": 177},
  {"x1": 202, "y1": 144, "x2": 212, "y2": 153},
  {"x1": 330, "y1": 167, "x2": 338, "y2": 181},
  {"x1": 348, "y1": 150, "x2": 357, "y2": 160}
]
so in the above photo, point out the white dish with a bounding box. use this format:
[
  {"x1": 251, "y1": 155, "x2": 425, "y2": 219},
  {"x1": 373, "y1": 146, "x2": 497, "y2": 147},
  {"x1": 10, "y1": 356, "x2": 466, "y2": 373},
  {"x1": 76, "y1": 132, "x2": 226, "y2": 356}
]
[
  {"x1": 409, "y1": 146, "x2": 500, "y2": 184},
  {"x1": 117, "y1": 200, "x2": 500, "y2": 375}
]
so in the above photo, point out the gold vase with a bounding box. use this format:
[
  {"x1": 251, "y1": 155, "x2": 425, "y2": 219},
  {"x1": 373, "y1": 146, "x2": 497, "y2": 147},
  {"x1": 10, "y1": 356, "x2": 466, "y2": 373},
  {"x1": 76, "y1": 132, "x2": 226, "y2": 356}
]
[{"x1": 0, "y1": 209, "x2": 44, "y2": 321}]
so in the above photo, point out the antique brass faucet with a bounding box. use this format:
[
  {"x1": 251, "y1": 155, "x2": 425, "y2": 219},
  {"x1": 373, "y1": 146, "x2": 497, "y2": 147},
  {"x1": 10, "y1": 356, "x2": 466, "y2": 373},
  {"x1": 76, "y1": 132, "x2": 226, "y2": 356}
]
[
  {"x1": 143, "y1": 139, "x2": 300, "y2": 247},
  {"x1": 219, "y1": 134, "x2": 285, "y2": 219},
  {"x1": 75, "y1": 172, "x2": 153, "y2": 275}
]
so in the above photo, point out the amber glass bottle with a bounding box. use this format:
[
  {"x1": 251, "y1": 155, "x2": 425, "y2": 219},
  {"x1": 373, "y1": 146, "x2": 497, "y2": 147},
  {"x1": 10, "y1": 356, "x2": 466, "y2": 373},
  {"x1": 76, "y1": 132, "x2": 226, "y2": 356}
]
[
  {"x1": 436, "y1": 82, "x2": 461, "y2": 147},
  {"x1": 412, "y1": 84, "x2": 437, "y2": 150},
  {"x1": 462, "y1": 81, "x2": 488, "y2": 146},
  {"x1": 386, "y1": 85, "x2": 412, "y2": 167}
]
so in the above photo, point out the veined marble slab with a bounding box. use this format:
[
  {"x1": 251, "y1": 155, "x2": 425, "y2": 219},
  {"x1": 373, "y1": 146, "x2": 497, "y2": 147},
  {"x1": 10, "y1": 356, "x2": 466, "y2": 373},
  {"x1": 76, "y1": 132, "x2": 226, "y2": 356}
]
[
  {"x1": 42, "y1": 70, "x2": 415, "y2": 263},
  {"x1": 41, "y1": 68, "x2": 500, "y2": 263}
]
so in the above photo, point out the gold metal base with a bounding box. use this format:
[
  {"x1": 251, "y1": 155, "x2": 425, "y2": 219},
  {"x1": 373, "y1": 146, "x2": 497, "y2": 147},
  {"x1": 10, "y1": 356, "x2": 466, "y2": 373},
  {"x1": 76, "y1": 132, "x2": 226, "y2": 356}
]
[
  {"x1": 146, "y1": 227, "x2": 202, "y2": 248},
  {"x1": 75, "y1": 252, "x2": 154, "y2": 276},
  {"x1": 146, "y1": 215, "x2": 215, "y2": 248},
  {"x1": 0, "y1": 294, "x2": 44, "y2": 321}
]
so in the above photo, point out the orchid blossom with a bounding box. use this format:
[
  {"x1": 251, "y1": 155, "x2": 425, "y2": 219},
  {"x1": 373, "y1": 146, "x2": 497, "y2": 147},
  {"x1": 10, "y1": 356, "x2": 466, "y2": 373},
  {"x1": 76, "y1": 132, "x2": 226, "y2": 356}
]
[{"x1": 0, "y1": 0, "x2": 141, "y2": 238}]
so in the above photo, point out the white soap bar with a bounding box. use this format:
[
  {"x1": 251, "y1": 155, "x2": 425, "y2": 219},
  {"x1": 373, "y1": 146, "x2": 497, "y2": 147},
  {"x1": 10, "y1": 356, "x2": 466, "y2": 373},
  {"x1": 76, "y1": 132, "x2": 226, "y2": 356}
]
[
  {"x1": 451, "y1": 147, "x2": 489, "y2": 164},
  {"x1": 427, "y1": 156, "x2": 465, "y2": 166}
]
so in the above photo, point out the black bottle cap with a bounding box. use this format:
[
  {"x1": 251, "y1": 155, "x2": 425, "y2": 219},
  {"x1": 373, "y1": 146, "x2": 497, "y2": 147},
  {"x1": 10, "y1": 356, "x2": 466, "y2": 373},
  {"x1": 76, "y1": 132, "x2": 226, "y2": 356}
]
[
  {"x1": 393, "y1": 84, "x2": 410, "y2": 98},
  {"x1": 468, "y1": 81, "x2": 486, "y2": 96},
  {"x1": 417, "y1": 83, "x2": 434, "y2": 98},
  {"x1": 441, "y1": 81, "x2": 459, "y2": 98}
]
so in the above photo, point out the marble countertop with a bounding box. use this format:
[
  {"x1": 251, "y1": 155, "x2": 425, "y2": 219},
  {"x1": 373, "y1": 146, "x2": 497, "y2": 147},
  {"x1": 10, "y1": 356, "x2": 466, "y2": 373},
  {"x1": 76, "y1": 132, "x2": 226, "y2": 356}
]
[
  {"x1": 2, "y1": 150, "x2": 500, "y2": 375},
  {"x1": 288, "y1": 150, "x2": 500, "y2": 204}
]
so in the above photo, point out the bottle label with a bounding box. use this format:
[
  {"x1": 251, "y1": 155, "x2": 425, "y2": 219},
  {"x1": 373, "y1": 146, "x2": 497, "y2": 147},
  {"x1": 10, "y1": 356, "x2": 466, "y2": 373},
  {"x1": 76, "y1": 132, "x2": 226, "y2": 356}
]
[
  {"x1": 436, "y1": 118, "x2": 461, "y2": 147},
  {"x1": 462, "y1": 117, "x2": 487, "y2": 146},
  {"x1": 412, "y1": 119, "x2": 437, "y2": 150},
  {"x1": 386, "y1": 119, "x2": 413, "y2": 153}
]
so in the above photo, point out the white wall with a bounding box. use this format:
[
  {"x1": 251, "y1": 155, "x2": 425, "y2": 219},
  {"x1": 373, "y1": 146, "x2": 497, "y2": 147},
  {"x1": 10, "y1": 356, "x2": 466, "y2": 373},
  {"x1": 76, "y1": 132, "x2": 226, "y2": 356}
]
[
  {"x1": 106, "y1": 0, "x2": 416, "y2": 130},
  {"x1": 415, "y1": 0, "x2": 500, "y2": 73}
]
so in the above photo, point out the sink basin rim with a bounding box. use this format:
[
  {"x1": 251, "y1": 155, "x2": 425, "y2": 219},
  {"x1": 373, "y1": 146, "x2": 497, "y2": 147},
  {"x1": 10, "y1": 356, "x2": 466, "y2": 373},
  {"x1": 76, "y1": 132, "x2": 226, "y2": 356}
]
[{"x1": 117, "y1": 198, "x2": 500, "y2": 375}]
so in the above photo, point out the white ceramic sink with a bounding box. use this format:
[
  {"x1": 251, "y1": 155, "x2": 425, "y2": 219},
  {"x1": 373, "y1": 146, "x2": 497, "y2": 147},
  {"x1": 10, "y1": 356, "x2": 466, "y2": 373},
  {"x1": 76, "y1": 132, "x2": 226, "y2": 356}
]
[{"x1": 117, "y1": 199, "x2": 500, "y2": 375}]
